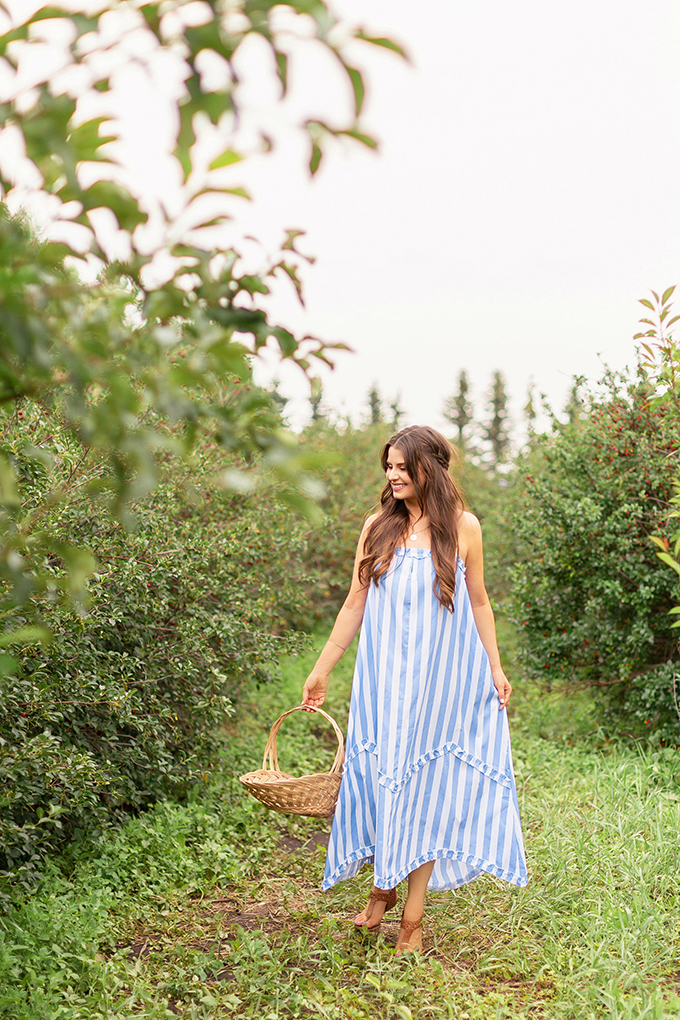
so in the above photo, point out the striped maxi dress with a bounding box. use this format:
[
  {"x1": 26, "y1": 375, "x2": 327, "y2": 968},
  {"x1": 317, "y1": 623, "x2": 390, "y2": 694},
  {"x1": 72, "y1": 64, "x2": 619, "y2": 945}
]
[{"x1": 322, "y1": 547, "x2": 528, "y2": 892}]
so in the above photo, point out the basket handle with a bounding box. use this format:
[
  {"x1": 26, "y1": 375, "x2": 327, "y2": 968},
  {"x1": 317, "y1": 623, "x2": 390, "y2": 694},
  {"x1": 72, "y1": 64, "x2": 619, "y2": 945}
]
[{"x1": 262, "y1": 705, "x2": 345, "y2": 776}]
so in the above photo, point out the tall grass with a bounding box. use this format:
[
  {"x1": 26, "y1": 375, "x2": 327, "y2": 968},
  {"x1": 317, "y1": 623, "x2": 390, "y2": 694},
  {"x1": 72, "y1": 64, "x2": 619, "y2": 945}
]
[{"x1": 1, "y1": 628, "x2": 679, "y2": 1019}]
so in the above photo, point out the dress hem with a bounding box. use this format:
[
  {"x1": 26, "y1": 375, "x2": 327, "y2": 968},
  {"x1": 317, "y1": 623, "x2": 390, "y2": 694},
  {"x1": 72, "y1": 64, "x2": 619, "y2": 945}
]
[{"x1": 322, "y1": 846, "x2": 529, "y2": 893}]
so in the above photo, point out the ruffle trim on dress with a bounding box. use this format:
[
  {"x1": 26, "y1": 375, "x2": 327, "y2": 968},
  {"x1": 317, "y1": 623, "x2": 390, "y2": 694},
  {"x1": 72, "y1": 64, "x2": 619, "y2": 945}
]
[
  {"x1": 321, "y1": 846, "x2": 374, "y2": 891},
  {"x1": 344, "y1": 738, "x2": 513, "y2": 792},
  {"x1": 322, "y1": 845, "x2": 529, "y2": 892}
]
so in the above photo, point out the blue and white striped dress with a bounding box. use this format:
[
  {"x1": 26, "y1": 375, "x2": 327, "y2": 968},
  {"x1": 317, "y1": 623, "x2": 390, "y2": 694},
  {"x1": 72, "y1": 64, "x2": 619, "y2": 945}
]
[{"x1": 322, "y1": 548, "x2": 528, "y2": 892}]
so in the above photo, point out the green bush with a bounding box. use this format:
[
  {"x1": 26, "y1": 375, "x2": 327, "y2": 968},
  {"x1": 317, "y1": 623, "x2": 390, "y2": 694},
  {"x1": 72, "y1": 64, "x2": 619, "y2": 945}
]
[
  {"x1": 0, "y1": 438, "x2": 312, "y2": 888},
  {"x1": 510, "y1": 367, "x2": 680, "y2": 740},
  {"x1": 458, "y1": 459, "x2": 524, "y2": 603},
  {"x1": 297, "y1": 422, "x2": 386, "y2": 619}
]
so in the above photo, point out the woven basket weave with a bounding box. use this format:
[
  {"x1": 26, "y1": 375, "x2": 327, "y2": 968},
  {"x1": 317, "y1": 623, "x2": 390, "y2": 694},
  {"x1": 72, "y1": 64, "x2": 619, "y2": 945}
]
[{"x1": 239, "y1": 705, "x2": 345, "y2": 818}]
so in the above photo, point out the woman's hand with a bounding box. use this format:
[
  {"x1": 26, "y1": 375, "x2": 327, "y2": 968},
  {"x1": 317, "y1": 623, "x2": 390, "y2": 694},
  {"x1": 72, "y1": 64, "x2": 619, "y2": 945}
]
[
  {"x1": 491, "y1": 666, "x2": 512, "y2": 710},
  {"x1": 301, "y1": 671, "x2": 329, "y2": 709}
]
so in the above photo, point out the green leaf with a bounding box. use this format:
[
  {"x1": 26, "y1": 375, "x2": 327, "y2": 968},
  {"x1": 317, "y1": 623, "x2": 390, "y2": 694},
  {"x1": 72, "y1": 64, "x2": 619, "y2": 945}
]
[
  {"x1": 139, "y1": 3, "x2": 161, "y2": 36},
  {"x1": 0, "y1": 24, "x2": 28, "y2": 58},
  {"x1": 271, "y1": 326, "x2": 298, "y2": 357},
  {"x1": 203, "y1": 336, "x2": 251, "y2": 378},
  {"x1": 655, "y1": 550, "x2": 680, "y2": 576},
  {"x1": 208, "y1": 306, "x2": 268, "y2": 332},
  {"x1": 209, "y1": 149, "x2": 243, "y2": 170},
  {"x1": 346, "y1": 66, "x2": 364, "y2": 117},
  {"x1": 144, "y1": 287, "x2": 189, "y2": 323},
  {"x1": 0, "y1": 452, "x2": 19, "y2": 508},
  {"x1": 638, "y1": 298, "x2": 655, "y2": 310},
  {"x1": 0, "y1": 625, "x2": 52, "y2": 648},
  {"x1": 0, "y1": 653, "x2": 18, "y2": 676},
  {"x1": 184, "y1": 18, "x2": 226, "y2": 60},
  {"x1": 662, "y1": 285, "x2": 676, "y2": 304},
  {"x1": 668, "y1": 607, "x2": 680, "y2": 614},
  {"x1": 237, "y1": 275, "x2": 269, "y2": 296},
  {"x1": 78, "y1": 181, "x2": 148, "y2": 231},
  {"x1": 341, "y1": 128, "x2": 377, "y2": 149},
  {"x1": 310, "y1": 141, "x2": 322, "y2": 175},
  {"x1": 276, "y1": 51, "x2": 288, "y2": 95},
  {"x1": 281, "y1": 230, "x2": 314, "y2": 263},
  {"x1": 221, "y1": 186, "x2": 250, "y2": 199},
  {"x1": 68, "y1": 118, "x2": 116, "y2": 162},
  {"x1": 283, "y1": 229, "x2": 305, "y2": 250},
  {"x1": 354, "y1": 31, "x2": 409, "y2": 60},
  {"x1": 274, "y1": 261, "x2": 305, "y2": 305},
  {"x1": 310, "y1": 376, "x2": 322, "y2": 402},
  {"x1": 275, "y1": 485, "x2": 323, "y2": 524}
]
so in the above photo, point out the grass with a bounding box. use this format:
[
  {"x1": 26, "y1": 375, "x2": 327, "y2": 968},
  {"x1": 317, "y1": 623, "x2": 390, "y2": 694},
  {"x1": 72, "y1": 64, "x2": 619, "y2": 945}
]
[{"x1": 2, "y1": 623, "x2": 680, "y2": 1019}]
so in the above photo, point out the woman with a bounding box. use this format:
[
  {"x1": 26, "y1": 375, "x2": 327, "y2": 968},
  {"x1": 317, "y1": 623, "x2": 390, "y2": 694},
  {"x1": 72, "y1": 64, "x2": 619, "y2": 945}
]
[{"x1": 302, "y1": 425, "x2": 528, "y2": 953}]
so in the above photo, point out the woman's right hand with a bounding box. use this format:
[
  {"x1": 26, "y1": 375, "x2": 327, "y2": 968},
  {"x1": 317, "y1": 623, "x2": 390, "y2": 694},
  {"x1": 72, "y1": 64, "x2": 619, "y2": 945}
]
[{"x1": 301, "y1": 671, "x2": 328, "y2": 709}]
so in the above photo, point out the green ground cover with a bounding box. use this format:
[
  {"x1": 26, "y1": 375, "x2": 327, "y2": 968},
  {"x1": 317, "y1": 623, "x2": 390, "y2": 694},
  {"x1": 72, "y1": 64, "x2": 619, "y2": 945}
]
[{"x1": 2, "y1": 625, "x2": 680, "y2": 1020}]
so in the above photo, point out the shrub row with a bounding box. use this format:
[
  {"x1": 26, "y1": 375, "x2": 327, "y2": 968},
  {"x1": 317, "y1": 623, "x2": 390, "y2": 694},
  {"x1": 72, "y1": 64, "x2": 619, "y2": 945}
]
[
  {"x1": 0, "y1": 432, "x2": 313, "y2": 887},
  {"x1": 510, "y1": 368, "x2": 680, "y2": 741}
]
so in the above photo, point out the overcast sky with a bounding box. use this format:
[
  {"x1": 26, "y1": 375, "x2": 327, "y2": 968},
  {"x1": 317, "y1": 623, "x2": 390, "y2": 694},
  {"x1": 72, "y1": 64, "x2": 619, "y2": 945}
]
[
  {"x1": 234, "y1": 0, "x2": 680, "y2": 432},
  {"x1": 5, "y1": 0, "x2": 680, "y2": 436}
]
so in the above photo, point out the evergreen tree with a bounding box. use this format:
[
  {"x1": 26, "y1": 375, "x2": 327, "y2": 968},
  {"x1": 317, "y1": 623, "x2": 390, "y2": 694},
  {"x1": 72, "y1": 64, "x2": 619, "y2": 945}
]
[
  {"x1": 389, "y1": 393, "x2": 405, "y2": 430},
  {"x1": 442, "y1": 369, "x2": 473, "y2": 451},
  {"x1": 524, "y1": 377, "x2": 537, "y2": 434},
  {"x1": 367, "y1": 384, "x2": 383, "y2": 425},
  {"x1": 482, "y1": 370, "x2": 511, "y2": 468}
]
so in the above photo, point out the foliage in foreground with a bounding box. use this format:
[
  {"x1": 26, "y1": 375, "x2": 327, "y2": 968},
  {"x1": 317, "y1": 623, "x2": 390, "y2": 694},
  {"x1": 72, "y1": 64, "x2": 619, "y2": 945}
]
[
  {"x1": 2, "y1": 635, "x2": 680, "y2": 1020},
  {"x1": 510, "y1": 366, "x2": 680, "y2": 741},
  {"x1": 0, "y1": 0, "x2": 400, "y2": 891},
  {"x1": 0, "y1": 436, "x2": 314, "y2": 888},
  {"x1": 0, "y1": 0, "x2": 397, "y2": 640}
]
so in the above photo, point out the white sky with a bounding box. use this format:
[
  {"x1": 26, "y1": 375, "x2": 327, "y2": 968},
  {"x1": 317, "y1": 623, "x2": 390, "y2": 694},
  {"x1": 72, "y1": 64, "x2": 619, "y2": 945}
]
[
  {"x1": 4, "y1": 0, "x2": 680, "y2": 436},
  {"x1": 236, "y1": 0, "x2": 680, "y2": 432}
]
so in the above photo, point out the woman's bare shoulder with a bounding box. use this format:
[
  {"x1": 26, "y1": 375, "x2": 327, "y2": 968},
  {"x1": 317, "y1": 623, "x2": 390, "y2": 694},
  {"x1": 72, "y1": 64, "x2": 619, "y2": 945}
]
[
  {"x1": 357, "y1": 511, "x2": 380, "y2": 543},
  {"x1": 455, "y1": 510, "x2": 481, "y2": 562},
  {"x1": 363, "y1": 511, "x2": 380, "y2": 531},
  {"x1": 456, "y1": 509, "x2": 481, "y2": 536}
]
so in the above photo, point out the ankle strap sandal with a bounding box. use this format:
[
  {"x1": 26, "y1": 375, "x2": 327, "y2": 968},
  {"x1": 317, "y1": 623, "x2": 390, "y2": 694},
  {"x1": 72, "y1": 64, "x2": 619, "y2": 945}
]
[{"x1": 395, "y1": 911, "x2": 424, "y2": 954}]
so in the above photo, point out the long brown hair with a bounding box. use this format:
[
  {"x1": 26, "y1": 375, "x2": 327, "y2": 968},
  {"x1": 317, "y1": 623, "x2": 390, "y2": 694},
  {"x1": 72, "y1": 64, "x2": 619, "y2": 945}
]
[{"x1": 359, "y1": 425, "x2": 465, "y2": 611}]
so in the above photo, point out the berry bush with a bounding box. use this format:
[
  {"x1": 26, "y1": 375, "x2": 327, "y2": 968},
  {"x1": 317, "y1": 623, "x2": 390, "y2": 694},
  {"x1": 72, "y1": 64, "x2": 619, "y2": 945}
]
[{"x1": 510, "y1": 368, "x2": 680, "y2": 740}]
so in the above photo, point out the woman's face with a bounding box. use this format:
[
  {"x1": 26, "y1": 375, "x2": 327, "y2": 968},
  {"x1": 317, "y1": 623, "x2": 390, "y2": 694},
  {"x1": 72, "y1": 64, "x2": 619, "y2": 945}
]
[{"x1": 385, "y1": 446, "x2": 417, "y2": 503}]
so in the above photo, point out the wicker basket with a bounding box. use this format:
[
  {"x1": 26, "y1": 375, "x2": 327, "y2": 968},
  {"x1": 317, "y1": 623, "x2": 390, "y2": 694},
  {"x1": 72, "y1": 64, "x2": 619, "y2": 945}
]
[{"x1": 239, "y1": 705, "x2": 345, "y2": 818}]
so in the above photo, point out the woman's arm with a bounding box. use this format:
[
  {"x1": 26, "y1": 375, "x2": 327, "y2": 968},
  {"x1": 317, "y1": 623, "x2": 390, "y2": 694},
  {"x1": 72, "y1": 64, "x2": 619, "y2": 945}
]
[
  {"x1": 301, "y1": 515, "x2": 376, "y2": 708},
  {"x1": 461, "y1": 513, "x2": 512, "y2": 710}
]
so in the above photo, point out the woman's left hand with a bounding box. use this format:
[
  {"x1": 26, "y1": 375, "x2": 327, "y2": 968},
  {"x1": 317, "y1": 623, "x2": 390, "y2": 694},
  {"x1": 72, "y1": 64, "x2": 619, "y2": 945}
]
[{"x1": 491, "y1": 667, "x2": 512, "y2": 710}]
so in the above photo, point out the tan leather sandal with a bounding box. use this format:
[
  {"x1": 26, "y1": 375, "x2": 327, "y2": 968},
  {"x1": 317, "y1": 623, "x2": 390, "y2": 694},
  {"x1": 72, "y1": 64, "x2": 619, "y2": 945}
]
[
  {"x1": 395, "y1": 911, "x2": 424, "y2": 954},
  {"x1": 353, "y1": 885, "x2": 398, "y2": 932}
]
